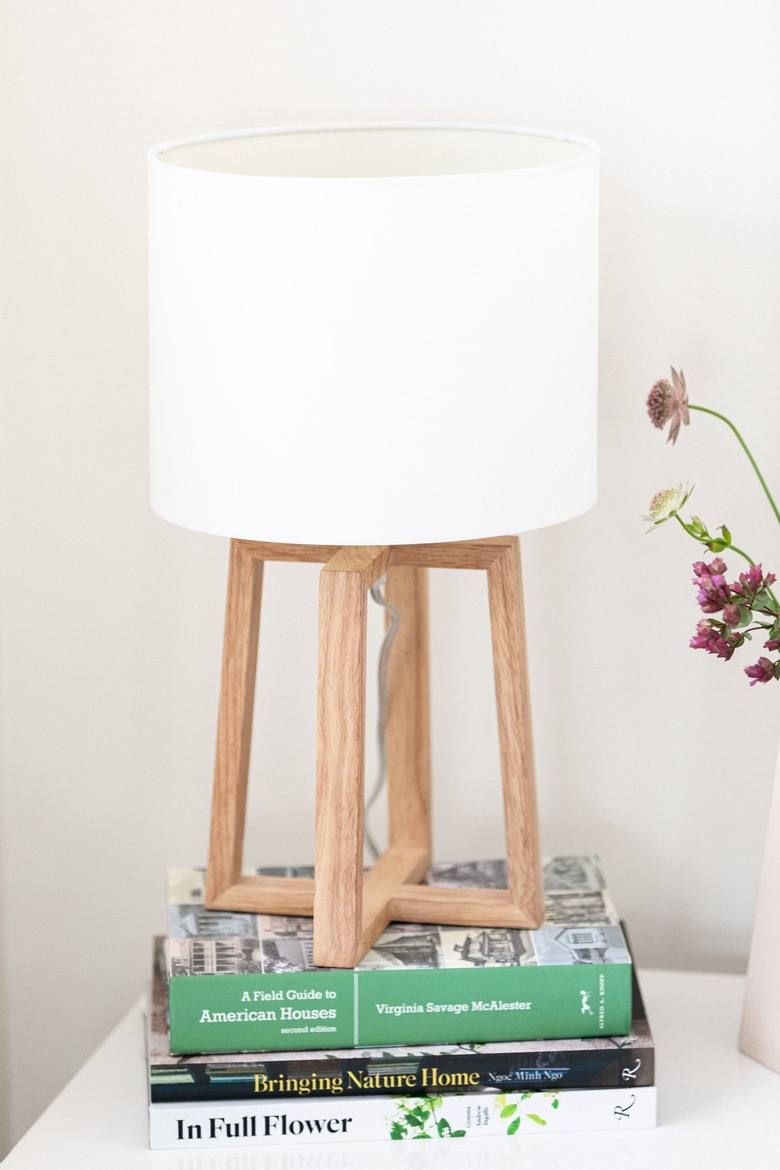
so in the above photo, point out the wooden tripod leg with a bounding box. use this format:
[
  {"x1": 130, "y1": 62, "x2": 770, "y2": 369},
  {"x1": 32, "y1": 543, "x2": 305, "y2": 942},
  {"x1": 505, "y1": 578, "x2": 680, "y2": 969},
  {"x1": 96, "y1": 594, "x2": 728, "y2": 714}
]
[
  {"x1": 314, "y1": 546, "x2": 390, "y2": 968},
  {"x1": 486, "y1": 537, "x2": 544, "y2": 926},
  {"x1": 205, "y1": 540, "x2": 264, "y2": 906},
  {"x1": 385, "y1": 564, "x2": 431, "y2": 859}
]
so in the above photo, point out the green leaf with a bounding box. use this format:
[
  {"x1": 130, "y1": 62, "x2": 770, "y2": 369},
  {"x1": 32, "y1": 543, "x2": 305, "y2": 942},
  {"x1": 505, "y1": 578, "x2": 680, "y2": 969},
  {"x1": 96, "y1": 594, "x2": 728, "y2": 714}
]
[
  {"x1": 527, "y1": 1113, "x2": 547, "y2": 1126},
  {"x1": 551, "y1": 1098, "x2": 560, "y2": 1109},
  {"x1": 500, "y1": 1104, "x2": 518, "y2": 1118},
  {"x1": 718, "y1": 525, "x2": 732, "y2": 546},
  {"x1": 412, "y1": 1133, "x2": 432, "y2": 1139},
  {"x1": 737, "y1": 606, "x2": 753, "y2": 628},
  {"x1": 708, "y1": 539, "x2": 727, "y2": 552},
  {"x1": 450, "y1": 1130, "x2": 467, "y2": 1138},
  {"x1": 389, "y1": 1122, "x2": 406, "y2": 1140},
  {"x1": 506, "y1": 1117, "x2": 521, "y2": 1135},
  {"x1": 437, "y1": 1118, "x2": 451, "y2": 1137}
]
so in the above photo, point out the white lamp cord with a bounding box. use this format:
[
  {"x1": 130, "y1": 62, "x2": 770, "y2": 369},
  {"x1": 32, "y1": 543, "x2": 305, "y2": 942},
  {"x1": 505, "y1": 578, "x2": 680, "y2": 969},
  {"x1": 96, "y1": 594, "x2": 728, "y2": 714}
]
[{"x1": 365, "y1": 575, "x2": 401, "y2": 861}]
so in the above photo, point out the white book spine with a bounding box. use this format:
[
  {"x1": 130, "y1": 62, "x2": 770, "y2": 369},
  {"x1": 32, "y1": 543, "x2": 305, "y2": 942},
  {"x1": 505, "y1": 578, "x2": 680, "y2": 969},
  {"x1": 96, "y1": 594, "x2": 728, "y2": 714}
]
[{"x1": 149, "y1": 1086, "x2": 657, "y2": 1148}]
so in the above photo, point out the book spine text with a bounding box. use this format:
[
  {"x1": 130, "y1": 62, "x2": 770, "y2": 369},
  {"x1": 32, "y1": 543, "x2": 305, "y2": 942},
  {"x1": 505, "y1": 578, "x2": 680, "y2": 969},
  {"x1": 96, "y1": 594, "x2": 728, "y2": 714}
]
[
  {"x1": 169, "y1": 963, "x2": 632, "y2": 1054},
  {"x1": 149, "y1": 1086, "x2": 657, "y2": 1148}
]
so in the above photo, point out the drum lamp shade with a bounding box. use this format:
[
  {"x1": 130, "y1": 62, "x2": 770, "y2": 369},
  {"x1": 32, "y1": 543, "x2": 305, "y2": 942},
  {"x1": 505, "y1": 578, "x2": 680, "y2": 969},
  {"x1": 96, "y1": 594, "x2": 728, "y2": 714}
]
[{"x1": 148, "y1": 123, "x2": 599, "y2": 546}]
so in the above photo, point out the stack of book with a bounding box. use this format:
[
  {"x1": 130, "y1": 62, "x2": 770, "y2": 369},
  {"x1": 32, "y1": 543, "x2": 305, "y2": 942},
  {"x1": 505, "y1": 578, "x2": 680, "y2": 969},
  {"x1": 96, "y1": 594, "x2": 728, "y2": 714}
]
[{"x1": 148, "y1": 855, "x2": 657, "y2": 1148}]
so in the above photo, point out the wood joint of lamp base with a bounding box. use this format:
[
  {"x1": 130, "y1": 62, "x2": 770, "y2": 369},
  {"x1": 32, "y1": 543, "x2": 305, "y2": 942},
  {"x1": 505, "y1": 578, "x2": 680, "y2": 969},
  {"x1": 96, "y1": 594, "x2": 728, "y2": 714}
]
[{"x1": 204, "y1": 535, "x2": 543, "y2": 969}]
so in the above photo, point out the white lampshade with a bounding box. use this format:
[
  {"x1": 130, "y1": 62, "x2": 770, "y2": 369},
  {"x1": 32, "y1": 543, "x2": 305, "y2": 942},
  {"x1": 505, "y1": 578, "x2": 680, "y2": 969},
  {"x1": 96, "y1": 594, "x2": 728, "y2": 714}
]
[{"x1": 148, "y1": 123, "x2": 599, "y2": 546}]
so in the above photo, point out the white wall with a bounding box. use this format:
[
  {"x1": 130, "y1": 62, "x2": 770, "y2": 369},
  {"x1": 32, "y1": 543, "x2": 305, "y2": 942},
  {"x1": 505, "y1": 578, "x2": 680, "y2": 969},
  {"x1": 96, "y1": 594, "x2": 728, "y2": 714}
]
[{"x1": 2, "y1": 0, "x2": 779, "y2": 1154}]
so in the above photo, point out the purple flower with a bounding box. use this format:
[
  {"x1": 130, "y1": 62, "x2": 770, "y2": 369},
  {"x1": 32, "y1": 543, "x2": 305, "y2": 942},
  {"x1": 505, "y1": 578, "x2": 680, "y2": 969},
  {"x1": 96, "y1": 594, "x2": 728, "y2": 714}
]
[
  {"x1": 735, "y1": 564, "x2": 777, "y2": 594},
  {"x1": 739, "y1": 565, "x2": 765, "y2": 589},
  {"x1": 722, "y1": 602, "x2": 742, "y2": 626},
  {"x1": 646, "y1": 367, "x2": 690, "y2": 444},
  {"x1": 729, "y1": 565, "x2": 778, "y2": 616},
  {"x1": 745, "y1": 657, "x2": 778, "y2": 686},
  {"x1": 692, "y1": 560, "x2": 732, "y2": 613},
  {"x1": 690, "y1": 620, "x2": 731, "y2": 659},
  {"x1": 692, "y1": 557, "x2": 727, "y2": 579}
]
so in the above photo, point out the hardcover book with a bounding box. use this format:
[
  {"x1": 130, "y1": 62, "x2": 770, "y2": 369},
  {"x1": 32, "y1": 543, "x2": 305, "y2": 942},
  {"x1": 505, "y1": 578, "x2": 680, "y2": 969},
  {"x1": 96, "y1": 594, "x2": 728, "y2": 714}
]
[
  {"x1": 166, "y1": 855, "x2": 632, "y2": 1054},
  {"x1": 149, "y1": 1085, "x2": 657, "y2": 1148},
  {"x1": 150, "y1": 935, "x2": 654, "y2": 1102}
]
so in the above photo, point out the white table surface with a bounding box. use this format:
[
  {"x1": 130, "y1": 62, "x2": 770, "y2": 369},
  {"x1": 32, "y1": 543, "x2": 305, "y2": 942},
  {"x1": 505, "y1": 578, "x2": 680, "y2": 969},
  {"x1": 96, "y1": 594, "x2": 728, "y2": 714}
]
[{"x1": 4, "y1": 968, "x2": 779, "y2": 1168}]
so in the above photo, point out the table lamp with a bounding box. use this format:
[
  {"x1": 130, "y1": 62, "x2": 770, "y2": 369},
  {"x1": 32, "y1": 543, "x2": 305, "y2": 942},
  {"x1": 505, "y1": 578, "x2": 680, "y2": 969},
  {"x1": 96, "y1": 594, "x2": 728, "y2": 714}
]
[{"x1": 148, "y1": 122, "x2": 599, "y2": 968}]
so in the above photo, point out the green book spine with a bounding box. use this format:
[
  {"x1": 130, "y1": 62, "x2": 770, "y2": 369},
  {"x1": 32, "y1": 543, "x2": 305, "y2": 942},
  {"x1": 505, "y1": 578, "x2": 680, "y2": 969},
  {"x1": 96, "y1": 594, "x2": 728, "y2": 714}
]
[{"x1": 169, "y1": 962, "x2": 632, "y2": 1054}]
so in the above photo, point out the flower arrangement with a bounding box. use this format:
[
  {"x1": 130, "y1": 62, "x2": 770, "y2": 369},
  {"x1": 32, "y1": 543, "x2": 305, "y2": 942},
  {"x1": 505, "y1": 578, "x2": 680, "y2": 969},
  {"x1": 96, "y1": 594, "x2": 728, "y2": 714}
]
[{"x1": 644, "y1": 368, "x2": 780, "y2": 685}]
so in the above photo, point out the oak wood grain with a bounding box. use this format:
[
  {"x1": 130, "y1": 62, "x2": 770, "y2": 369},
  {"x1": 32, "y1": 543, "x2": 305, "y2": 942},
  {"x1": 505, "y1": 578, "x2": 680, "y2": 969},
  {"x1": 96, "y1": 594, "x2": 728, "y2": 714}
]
[
  {"x1": 389, "y1": 882, "x2": 542, "y2": 928},
  {"x1": 487, "y1": 537, "x2": 544, "y2": 926},
  {"x1": 204, "y1": 536, "x2": 543, "y2": 964},
  {"x1": 313, "y1": 546, "x2": 390, "y2": 967},
  {"x1": 208, "y1": 874, "x2": 315, "y2": 915},
  {"x1": 385, "y1": 564, "x2": 431, "y2": 853},
  {"x1": 358, "y1": 845, "x2": 430, "y2": 958},
  {"x1": 205, "y1": 540, "x2": 263, "y2": 907}
]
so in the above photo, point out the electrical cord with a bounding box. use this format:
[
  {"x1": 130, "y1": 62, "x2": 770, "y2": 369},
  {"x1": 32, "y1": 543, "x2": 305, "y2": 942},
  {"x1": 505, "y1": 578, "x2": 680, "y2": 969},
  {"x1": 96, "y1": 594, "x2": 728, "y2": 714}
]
[{"x1": 364, "y1": 574, "x2": 401, "y2": 861}]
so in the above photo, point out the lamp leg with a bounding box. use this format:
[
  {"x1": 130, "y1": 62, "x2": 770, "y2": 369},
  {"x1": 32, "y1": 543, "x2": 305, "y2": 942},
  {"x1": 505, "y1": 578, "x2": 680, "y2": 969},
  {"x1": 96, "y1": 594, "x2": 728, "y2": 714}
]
[
  {"x1": 314, "y1": 546, "x2": 390, "y2": 968},
  {"x1": 487, "y1": 537, "x2": 544, "y2": 924},
  {"x1": 205, "y1": 540, "x2": 264, "y2": 906}
]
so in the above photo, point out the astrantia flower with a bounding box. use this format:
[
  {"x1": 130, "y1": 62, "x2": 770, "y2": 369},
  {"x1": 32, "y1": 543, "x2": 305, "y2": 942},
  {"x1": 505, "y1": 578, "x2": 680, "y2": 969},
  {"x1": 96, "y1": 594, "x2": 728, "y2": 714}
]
[
  {"x1": 646, "y1": 367, "x2": 690, "y2": 444},
  {"x1": 643, "y1": 483, "x2": 692, "y2": 532},
  {"x1": 745, "y1": 657, "x2": 778, "y2": 686}
]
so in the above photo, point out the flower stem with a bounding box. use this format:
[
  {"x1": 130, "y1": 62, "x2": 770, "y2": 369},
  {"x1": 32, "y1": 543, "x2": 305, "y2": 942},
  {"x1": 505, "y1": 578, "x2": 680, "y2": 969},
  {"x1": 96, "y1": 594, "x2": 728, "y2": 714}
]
[
  {"x1": 673, "y1": 514, "x2": 754, "y2": 564},
  {"x1": 689, "y1": 404, "x2": 780, "y2": 527}
]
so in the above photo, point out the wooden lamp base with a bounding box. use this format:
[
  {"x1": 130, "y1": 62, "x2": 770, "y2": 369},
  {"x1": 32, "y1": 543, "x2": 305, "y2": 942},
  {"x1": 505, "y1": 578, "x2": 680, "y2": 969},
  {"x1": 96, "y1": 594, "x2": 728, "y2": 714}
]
[{"x1": 204, "y1": 536, "x2": 543, "y2": 968}]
